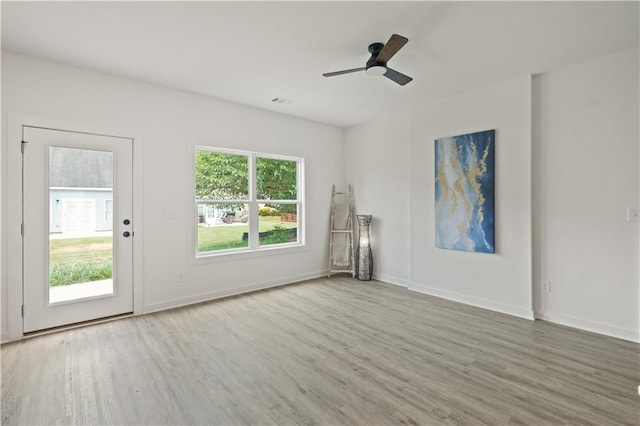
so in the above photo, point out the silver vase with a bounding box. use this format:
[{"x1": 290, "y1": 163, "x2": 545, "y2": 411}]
[{"x1": 356, "y1": 215, "x2": 373, "y2": 281}]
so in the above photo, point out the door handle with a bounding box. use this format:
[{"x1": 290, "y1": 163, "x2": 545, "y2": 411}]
[{"x1": 123, "y1": 231, "x2": 131, "y2": 238}]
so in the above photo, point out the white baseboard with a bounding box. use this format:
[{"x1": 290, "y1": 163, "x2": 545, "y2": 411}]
[
  {"x1": 409, "y1": 282, "x2": 535, "y2": 320},
  {"x1": 535, "y1": 311, "x2": 639, "y2": 343},
  {"x1": 143, "y1": 270, "x2": 328, "y2": 314},
  {"x1": 373, "y1": 273, "x2": 410, "y2": 288}
]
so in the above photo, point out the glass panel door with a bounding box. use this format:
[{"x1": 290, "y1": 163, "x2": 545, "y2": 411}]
[{"x1": 23, "y1": 126, "x2": 133, "y2": 333}]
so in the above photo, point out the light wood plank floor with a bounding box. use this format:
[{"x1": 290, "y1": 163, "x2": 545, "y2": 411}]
[{"x1": 2, "y1": 277, "x2": 639, "y2": 425}]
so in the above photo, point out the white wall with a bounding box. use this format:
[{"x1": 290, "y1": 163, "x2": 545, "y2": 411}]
[
  {"x1": 344, "y1": 109, "x2": 411, "y2": 286},
  {"x1": 409, "y1": 76, "x2": 533, "y2": 319},
  {"x1": 1, "y1": 52, "x2": 344, "y2": 341},
  {"x1": 345, "y1": 49, "x2": 639, "y2": 342},
  {"x1": 533, "y1": 48, "x2": 639, "y2": 341}
]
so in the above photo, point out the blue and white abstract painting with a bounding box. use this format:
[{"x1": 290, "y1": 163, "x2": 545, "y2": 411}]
[{"x1": 435, "y1": 129, "x2": 495, "y2": 253}]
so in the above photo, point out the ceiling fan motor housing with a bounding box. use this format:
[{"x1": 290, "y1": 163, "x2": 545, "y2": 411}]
[
  {"x1": 366, "y1": 42, "x2": 386, "y2": 75},
  {"x1": 367, "y1": 43, "x2": 386, "y2": 68}
]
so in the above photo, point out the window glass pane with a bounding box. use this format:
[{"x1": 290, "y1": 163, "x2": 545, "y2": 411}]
[
  {"x1": 197, "y1": 203, "x2": 249, "y2": 252},
  {"x1": 195, "y1": 151, "x2": 249, "y2": 200},
  {"x1": 256, "y1": 157, "x2": 297, "y2": 200},
  {"x1": 49, "y1": 147, "x2": 114, "y2": 303},
  {"x1": 258, "y1": 203, "x2": 298, "y2": 246}
]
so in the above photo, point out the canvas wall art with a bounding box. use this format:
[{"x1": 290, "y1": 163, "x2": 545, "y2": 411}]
[{"x1": 435, "y1": 129, "x2": 495, "y2": 253}]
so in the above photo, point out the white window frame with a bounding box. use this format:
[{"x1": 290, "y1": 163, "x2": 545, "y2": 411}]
[{"x1": 194, "y1": 146, "x2": 305, "y2": 258}]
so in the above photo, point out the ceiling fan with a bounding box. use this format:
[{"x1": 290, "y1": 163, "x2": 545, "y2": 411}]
[{"x1": 323, "y1": 34, "x2": 413, "y2": 86}]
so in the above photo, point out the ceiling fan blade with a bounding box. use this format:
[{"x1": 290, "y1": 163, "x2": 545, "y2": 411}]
[
  {"x1": 322, "y1": 67, "x2": 366, "y2": 77},
  {"x1": 376, "y1": 34, "x2": 409, "y2": 63},
  {"x1": 384, "y1": 67, "x2": 413, "y2": 86}
]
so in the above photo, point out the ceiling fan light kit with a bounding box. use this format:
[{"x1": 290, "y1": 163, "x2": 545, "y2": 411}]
[
  {"x1": 323, "y1": 34, "x2": 413, "y2": 86},
  {"x1": 366, "y1": 66, "x2": 386, "y2": 76}
]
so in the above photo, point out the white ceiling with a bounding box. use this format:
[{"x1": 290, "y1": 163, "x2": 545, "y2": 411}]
[{"x1": 2, "y1": 1, "x2": 638, "y2": 128}]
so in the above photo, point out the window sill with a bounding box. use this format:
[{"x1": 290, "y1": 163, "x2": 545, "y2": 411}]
[{"x1": 192, "y1": 242, "x2": 307, "y2": 264}]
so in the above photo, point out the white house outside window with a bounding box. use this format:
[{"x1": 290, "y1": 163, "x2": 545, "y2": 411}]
[{"x1": 194, "y1": 147, "x2": 304, "y2": 256}]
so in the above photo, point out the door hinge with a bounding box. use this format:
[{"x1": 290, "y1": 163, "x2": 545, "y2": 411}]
[
  {"x1": 21, "y1": 223, "x2": 24, "y2": 236},
  {"x1": 21, "y1": 305, "x2": 24, "y2": 318},
  {"x1": 21, "y1": 140, "x2": 28, "y2": 154}
]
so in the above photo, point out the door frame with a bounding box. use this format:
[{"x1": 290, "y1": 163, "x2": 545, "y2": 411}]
[{"x1": 5, "y1": 115, "x2": 144, "y2": 341}]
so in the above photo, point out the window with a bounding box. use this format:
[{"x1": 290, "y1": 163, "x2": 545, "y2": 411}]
[
  {"x1": 104, "y1": 199, "x2": 113, "y2": 222},
  {"x1": 195, "y1": 147, "x2": 303, "y2": 256}
]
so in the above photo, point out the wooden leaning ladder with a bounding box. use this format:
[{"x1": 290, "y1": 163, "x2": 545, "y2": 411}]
[{"x1": 328, "y1": 185, "x2": 355, "y2": 278}]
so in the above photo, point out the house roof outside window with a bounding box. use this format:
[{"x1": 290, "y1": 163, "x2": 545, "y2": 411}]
[{"x1": 49, "y1": 147, "x2": 112, "y2": 189}]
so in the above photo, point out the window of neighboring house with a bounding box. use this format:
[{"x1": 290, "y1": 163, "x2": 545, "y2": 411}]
[
  {"x1": 104, "y1": 199, "x2": 113, "y2": 222},
  {"x1": 195, "y1": 147, "x2": 303, "y2": 256}
]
